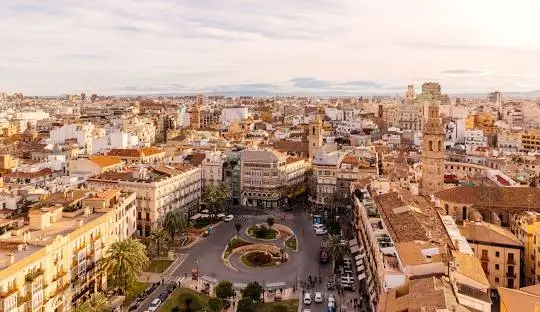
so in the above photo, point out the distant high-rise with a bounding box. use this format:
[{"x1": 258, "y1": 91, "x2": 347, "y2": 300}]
[{"x1": 488, "y1": 91, "x2": 502, "y2": 104}]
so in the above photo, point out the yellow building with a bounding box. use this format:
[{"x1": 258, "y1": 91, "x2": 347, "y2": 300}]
[
  {"x1": 511, "y1": 211, "x2": 540, "y2": 286},
  {"x1": 460, "y1": 221, "x2": 523, "y2": 289},
  {"x1": 465, "y1": 113, "x2": 494, "y2": 130},
  {"x1": 0, "y1": 155, "x2": 18, "y2": 171},
  {"x1": 0, "y1": 189, "x2": 137, "y2": 312},
  {"x1": 520, "y1": 129, "x2": 540, "y2": 152}
]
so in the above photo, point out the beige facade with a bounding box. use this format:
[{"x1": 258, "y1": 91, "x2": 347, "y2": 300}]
[
  {"x1": 87, "y1": 165, "x2": 201, "y2": 237},
  {"x1": 460, "y1": 221, "x2": 523, "y2": 289},
  {"x1": 0, "y1": 189, "x2": 136, "y2": 312},
  {"x1": 308, "y1": 115, "x2": 323, "y2": 159},
  {"x1": 240, "y1": 149, "x2": 308, "y2": 209},
  {"x1": 511, "y1": 211, "x2": 540, "y2": 286}
]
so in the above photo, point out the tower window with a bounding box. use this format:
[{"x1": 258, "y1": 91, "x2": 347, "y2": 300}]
[
  {"x1": 438, "y1": 140, "x2": 441, "y2": 152},
  {"x1": 429, "y1": 141, "x2": 433, "y2": 151},
  {"x1": 312, "y1": 127, "x2": 315, "y2": 135}
]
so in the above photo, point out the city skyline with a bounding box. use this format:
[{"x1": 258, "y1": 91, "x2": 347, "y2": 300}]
[{"x1": 1, "y1": 0, "x2": 540, "y2": 95}]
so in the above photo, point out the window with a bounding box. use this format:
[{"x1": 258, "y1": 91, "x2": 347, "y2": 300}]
[
  {"x1": 496, "y1": 251, "x2": 500, "y2": 257},
  {"x1": 495, "y1": 277, "x2": 499, "y2": 283},
  {"x1": 495, "y1": 264, "x2": 500, "y2": 270},
  {"x1": 429, "y1": 141, "x2": 433, "y2": 151}
]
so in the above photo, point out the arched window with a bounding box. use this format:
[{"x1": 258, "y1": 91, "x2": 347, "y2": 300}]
[
  {"x1": 429, "y1": 141, "x2": 433, "y2": 151},
  {"x1": 438, "y1": 140, "x2": 442, "y2": 151},
  {"x1": 312, "y1": 127, "x2": 315, "y2": 135}
]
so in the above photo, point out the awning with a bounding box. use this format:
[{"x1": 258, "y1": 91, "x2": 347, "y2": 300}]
[
  {"x1": 356, "y1": 259, "x2": 363, "y2": 267},
  {"x1": 201, "y1": 209, "x2": 210, "y2": 214},
  {"x1": 349, "y1": 239, "x2": 358, "y2": 247},
  {"x1": 233, "y1": 283, "x2": 247, "y2": 289},
  {"x1": 355, "y1": 254, "x2": 363, "y2": 261},
  {"x1": 358, "y1": 273, "x2": 366, "y2": 281},
  {"x1": 350, "y1": 245, "x2": 360, "y2": 254},
  {"x1": 265, "y1": 282, "x2": 286, "y2": 289},
  {"x1": 357, "y1": 265, "x2": 364, "y2": 273},
  {"x1": 200, "y1": 275, "x2": 218, "y2": 284}
]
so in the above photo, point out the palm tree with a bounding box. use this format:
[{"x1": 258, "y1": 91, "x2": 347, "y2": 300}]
[
  {"x1": 163, "y1": 211, "x2": 187, "y2": 242},
  {"x1": 184, "y1": 297, "x2": 193, "y2": 312},
  {"x1": 86, "y1": 292, "x2": 109, "y2": 312},
  {"x1": 150, "y1": 228, "x2": 167, "y2": 257},
  {"x1": 103, "y1": 238, "x2": 150, "y2": 295},
  {"x1": 327, "y1": 234, "x2": 347, "y2": 270},
  {"x1": 266, "y1": 217, "x2": 275, "y2": 229},
  {"x1": 234, "y1": 223, "x2": 242, "y2": 238},
  {"x1": 202, "y1": 183, "x2": 231, "y2": 218}
]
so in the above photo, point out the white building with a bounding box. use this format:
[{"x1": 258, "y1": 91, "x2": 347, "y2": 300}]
[
  {"x1": 201, "y1": 151, "x2": 226, "y2": 185},
  {"x1": 221, "y1": 106, "x2": 248, "y2": 126},
  {"x1": 48, "y1": 123, "x2": 95, "y2": 155},
  {"x1": 464, "y1": 130, "x2": 488, "y2": 153},
  {"x1": 91, "y1": 131, "x2": 139, "y2": 154}
]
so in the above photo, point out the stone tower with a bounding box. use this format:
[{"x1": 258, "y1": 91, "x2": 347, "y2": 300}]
[
  {"x1": 421, "y1": 101, "x2": 445, "y2": 195},
  {"x1": 308, "y1": 113, "x2": 323, "y2": 159},
  {"x1": 190, "y1": 94, "x2": 202, "y2": 129}
]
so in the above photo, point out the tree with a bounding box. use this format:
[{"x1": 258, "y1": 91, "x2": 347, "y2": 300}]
[
  {"x1": 202, "y1": 183, "x2": 231, "y2": 218},
  {"x1": 184, "y1": 297, "x2": 193, "y2": 312},
  {"x1": 214, "y1": 280, "x2": 235, "y2": 301},
  {"x1": 236, "y1": 298, "x2": 255, "y2": 312},
  {"x1": 208, "y1": 297, "x2": 224, "y2": 312},
  {"x1": 234, "y1": 223, "x2": 242, "y2": 238},
  {"x1": 171, "y1": 307, "x2": 181, "y2": 312},
  {"x1": 150, "y1": 228, "x2": 167, "y2": 257},
  {"x1": 266, "y1": 217, "x2": 275, "y2": 229},
  {"x1": 327, "y1": 234, "x2": 347, "y2": 270},
  {"x1": 103, "y1": 238, "x2": 150, "y2": 295},
  {"x1": 86, "y1": 292, "x2": 109, "y2": 312},
  {"x1": 163, "y1": 211, "x2": 188, "y2": 241},
  {"x1": 242, "y1": 282, "x2": 263, "y2": 302}
]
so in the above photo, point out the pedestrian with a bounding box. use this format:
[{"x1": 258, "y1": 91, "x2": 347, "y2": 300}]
[{"x1": 232, "y1": 301, "x2": 235, "y2": 308}]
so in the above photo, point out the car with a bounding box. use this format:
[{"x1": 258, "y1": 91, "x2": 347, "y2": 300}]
[
  {"x1": 313, "y1": 223, "x2": 325, "y2": 230},
  {"x1": 315, "y1": 228, "x2": 328, "y2": 235},
  {"x1": 224, "y1": 215, "x2": 234, "y2": 222},
  {"x1": 328, "y1": 294, "x2": 335, "y2": 305},
  {"x1": 148, "y1": 299, "x2": 162, "y2": 312},
  {"x1": 303, "y1": 309, "x2": 311, "y2": 312},
  {"x1": 303, "y1": 292, "x2": 312, "y2": 305},
  {"x1": 314, "y1": 292, "x2": 323, "y2": 303},
  {"x1": 216, "y1": 213, "x2": 226, "y2": 219}
]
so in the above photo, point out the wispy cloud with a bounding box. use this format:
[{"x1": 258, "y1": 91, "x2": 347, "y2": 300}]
[{"x1": 1, "y1": 0, "x2": 539, "y2": 94}]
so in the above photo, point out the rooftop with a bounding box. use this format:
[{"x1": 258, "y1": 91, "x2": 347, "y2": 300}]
[
  {"x1": 498, "y1": 286, "x2": 540, "y2": 312},
  {"x1": 374, "y1": 191, "x2": 453, "y2": 245},
  {"x1": 459, "y1": 221, "x2": 522, "y2": 248},
  {"x1": 394, "y1": 241, "x2": 447, "y2": 266},
  {"x1": 88, "y1": 155, "x2": 123, "y2": 168},
  {"x1": 435, "y1": 186, "x2": 540, "y2": 209}
]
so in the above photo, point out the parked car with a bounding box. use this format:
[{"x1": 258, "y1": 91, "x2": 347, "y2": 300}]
[
  {"x1": 303, "y1": 292, "x2": 312, "y2": 305},
  {"x1": 148, "y1": 299, "x2": 162, "y2": 312},
  {"x1": 216, "y1": 213, "x2": 226, "y2": 219},
  {"x1": 314, "y1": 292, "x2": 323, "y2": 303},
  {"x1": 328, "y1": 294, "x2": 335, "y2": 305},
  {"x1": 224, "y1": 215, "x2": 234, "y2": 222},
  {"x1": 313, "y1": 224, "x2": 325, "y2": 230},
  {"x1": 315, "y1": 228, "x2": 328, "y2": 235}
]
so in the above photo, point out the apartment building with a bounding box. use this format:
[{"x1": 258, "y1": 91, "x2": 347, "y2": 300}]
[
  {"x1": 106, "y1": 147, "x2": 165, "y2": 164},
  {"x1": 0, "y1": 189, "x2": 136, "y2": 312},
  {"x1": 511, "y1": 211, "x2": 540, "y2": 286},
  {"x1": 459, "y1": 221, "x2": 523, "y2": 289},
  {"x1": 312, "y1": 150, "x2": 377, "y2": 211},
  {"x1": 520, "y1": 129, "x2": 540, "y2": 152},
  {"x1": 87, "y1": 165, "x2": 201, "y2": 236},
  {"x1": 201, "y1": 151, "x2": 226, "y2": 186},
  {"x1": 240, "y1": 149, "x2": 309, "y2": 209}
]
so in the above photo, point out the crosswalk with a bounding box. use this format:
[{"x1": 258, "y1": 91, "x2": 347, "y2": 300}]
[{"x1": 236, "y1": 214, "x2": 295, "y2": 220}]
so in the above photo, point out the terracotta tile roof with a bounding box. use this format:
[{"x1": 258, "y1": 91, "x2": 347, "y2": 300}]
[
  {"x1": 141, "y1": 147, "x2": 165, "y2": 156},
  {"x1": 394, "y1": 241, "x2": 447, "y2": 266},
  {"x1": 108, "y1": 148, "x2": 143, "y2": 158},
  {"x1": 386, "y1": 276, "x2": 470, "y2": 312},
  {"x1": 435, "y1": 186, "x2": 540, "y2": 209},
  {"x1": 183, "y1": 153, "x2": 206, "y2": 166},
  {"x1": 89, "y1": 155, "x2": 123, "y2": 168},
  {"x1": 459, "y1": 221, "x2": 522, "y2": 247},
  {"x1": 4, "y1": 168, "x2": 53, "y2": 179},
  {"x1": 285, "y1": 156, "x2": 303, "y2": 164},
  {"x1": 374, "y1": 191, "x2": 453, "y2": 245},
  {"x1": 498, "y1": 286, "x2": 540, "y2": 312},
  {"x1": 452, "y1": 251, "x2": 490, "y2": 287}
]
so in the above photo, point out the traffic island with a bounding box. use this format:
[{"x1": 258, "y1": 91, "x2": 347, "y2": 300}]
[
  {"x1": 246, "y1": 224, "x2": 279, "y2": 240},
  {"x1": 240, "y1": 250, "x2": 287, "y2": 268}
]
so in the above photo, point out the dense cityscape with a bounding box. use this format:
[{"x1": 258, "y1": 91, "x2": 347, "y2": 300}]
[
  {"x1": 2, "y1": 1, "x2": 540, "y2": 312},
  {"x1": 1, "y1": 84, "x2": 540, "y2": 312}
]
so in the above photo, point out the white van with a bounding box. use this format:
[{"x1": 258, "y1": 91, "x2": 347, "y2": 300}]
[
  {"x1": 303, "y1": 292, "x2": 312, "y2": 305},
  {"x1": 148, "y1": 299, "x2": 162, "y2": 312}
]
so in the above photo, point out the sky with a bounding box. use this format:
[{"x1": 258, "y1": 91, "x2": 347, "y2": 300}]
[{"x1": 1, "y1": 0, "x2": 540, "y2": 96}]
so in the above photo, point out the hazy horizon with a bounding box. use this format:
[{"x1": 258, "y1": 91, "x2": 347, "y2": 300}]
[{"x1": 2, "y1": 0, "x2": 540, "y2": 95}]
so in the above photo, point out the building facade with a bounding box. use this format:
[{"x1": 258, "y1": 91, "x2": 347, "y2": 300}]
[{"x1": 421, "y1": 102, "x2": 445, "y2": 195}]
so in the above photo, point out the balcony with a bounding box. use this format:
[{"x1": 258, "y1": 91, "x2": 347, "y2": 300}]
[
  {"x1": 52, "y1": 270, "x2": 67, "y2": 282},
  {"x1": 506, "y1": 272, "x2": 517, "y2": 278},
  {"x1": 25, "y1": 268, "x2": 44, "y2": 283},
  {"x1": 74, "y1": 243, "x2": 87, "y2": 254},
  {"x1": 480, "y1": 255, "x2": 489, "y2": 262},
  {"x1": 0, "y1": 287, "x2": 18, "y2": 299},
  {"x1": 507, "y1": 258, "x2": 516, "y2": 265}
]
